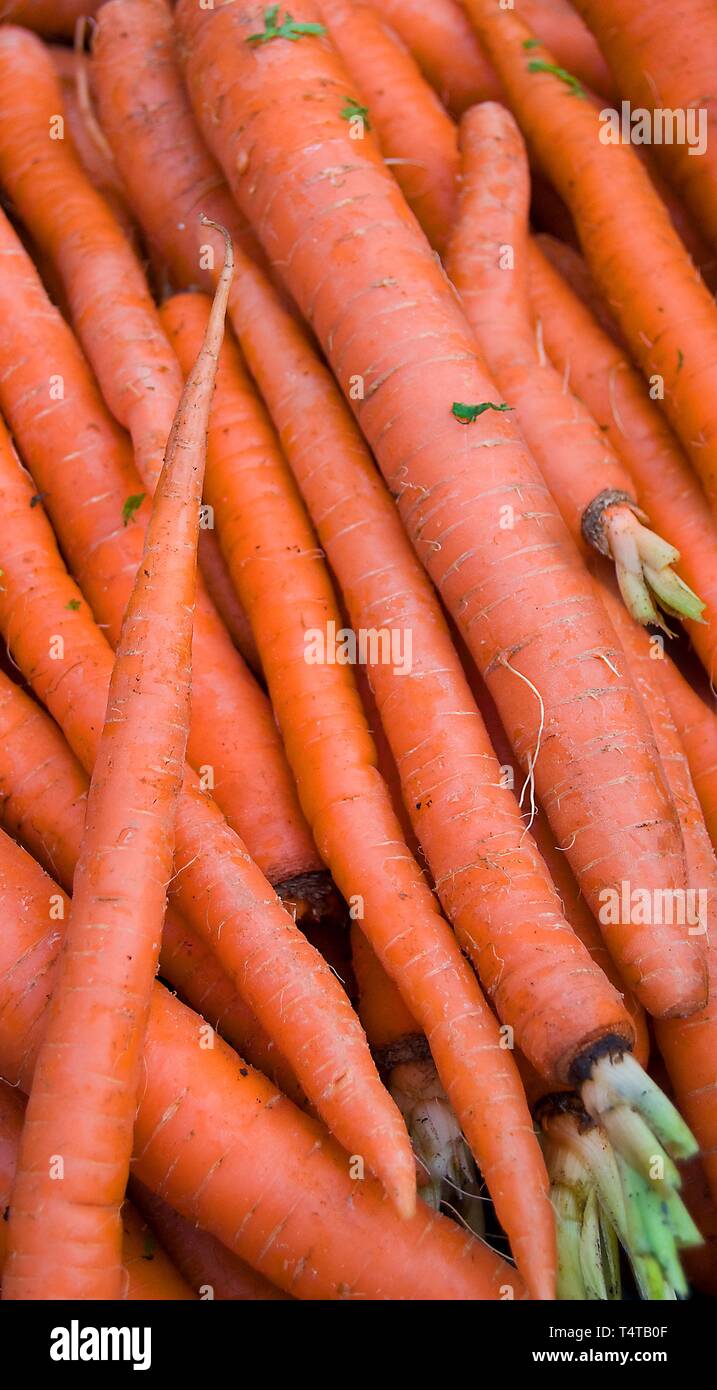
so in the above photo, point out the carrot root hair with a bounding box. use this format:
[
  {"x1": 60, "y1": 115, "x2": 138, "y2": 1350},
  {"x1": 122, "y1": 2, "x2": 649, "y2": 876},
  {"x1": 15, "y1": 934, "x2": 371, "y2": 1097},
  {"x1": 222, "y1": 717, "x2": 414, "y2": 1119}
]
[{"x1": 389, "y1": 1058, "x2": 484, "y2": 1238}]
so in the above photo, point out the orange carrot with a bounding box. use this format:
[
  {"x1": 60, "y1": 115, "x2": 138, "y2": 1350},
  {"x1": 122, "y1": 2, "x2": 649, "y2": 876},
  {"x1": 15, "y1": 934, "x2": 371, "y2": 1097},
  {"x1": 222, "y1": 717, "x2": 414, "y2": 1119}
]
[
  {"x1": 594, "y1": 577, "x2": 717, "y2": 1222},
  {"x1": 131, "y1": 1181, "x2": 290, "y2": 1301},
  {"x1": 317, "y1": 0, "x2": 458, "y2": 252},
  {"x1": 351, "y1": 924, "x2": 484, "y2": 1229},
  {"x1": 0, "y1": 1080, "x2": 195, "y2": 1299},
  {"x1": 0, "y1": 202, "x2": 318, "y2": 892},
  {"x1": 446, "y1": 100, "x2": 703, "y2": 633},
  {"x1": 656, "y1": 658, "x2": 717, "y2": 855},
  {"x1": 361, "y1": 0, "x2": 614, "y2": 116},
  {"x1": 175, "y1": 0, "x2": 704, "y2": 1023},
  {"x1": 573, "y1": 0, "x2": 717, "y2": 255},
  {"x1": 0, "y1": 829, "x2": 523, "y2": 1300},
  {"x1": 0, "y1": 415, "x2": 414, "y2": 1219},
  {"x1": 460, "y1": 0, "x2": 717, "y2": 508},
  {"x1": 2, "y1": 227, "x2": 232, "y2": 1301},
  {"x1": 162, "y1": 294, "x2": 554, "y2": 1301},
  {"x1": 527, "y1": 239, "x2": 717, "y2": 679},
  {"x1": 0, "y1": 665, "x2": 304, "y2": 1106},
  {"x1": 534, "y1": 233, "x2": 624, "y2": 345}
]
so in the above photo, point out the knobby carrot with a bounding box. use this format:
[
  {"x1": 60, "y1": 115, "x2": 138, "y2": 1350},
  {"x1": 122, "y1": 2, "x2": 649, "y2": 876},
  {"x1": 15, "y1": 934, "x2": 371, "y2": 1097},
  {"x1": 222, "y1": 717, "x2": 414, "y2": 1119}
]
[
  {"x1": 0, "y1": 420, "x2": 414, "y2": 1219},
  {"x1": 0, "y1": 1080, "x2": 194, "y2": 1299},
  {"x1": 0, "y1": 664, "x2": 304, "y2": 1107},
  {"x1": 131, "y1": 1181, "x2": 290, "y2": 1301},
  {"x1": 460, "y1": 0, "x2": 717, "y2": 508},
  {"x1": 446, "y1": 100, "x2": 703, "y2": 632},
  {"x1": 0, "y1": 830, "x2": 523, "y2": 1300},
  {"x1": 162, "y1": 294, "x2": 554, "y2": 1301},
  {"x1": 351, "y1": 924, "x2": 483, "y2": 1232},
  {"x1": 361, "y1": 0, "x2": 613, "y2": 117},
  {"x1": 176, "y1": 0, "x2": 704, "y2": 1022},
  {"x1": 0, "y1": 205, "x2": 318, "y2": 892},
  {"x1": 2, "y1": 230, "x2": 233, "y2": 1301},
  {"x1": 573, "y1": 0, "x2": 717, "y2": 255},
  {"x1": 317, "y1": 0, "x2": 459, "y2": 253}
]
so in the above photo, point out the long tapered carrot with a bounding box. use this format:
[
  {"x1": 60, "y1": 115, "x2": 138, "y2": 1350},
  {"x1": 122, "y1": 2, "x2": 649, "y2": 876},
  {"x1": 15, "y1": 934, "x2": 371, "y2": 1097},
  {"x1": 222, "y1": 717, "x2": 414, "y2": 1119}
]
[
  {"x1": 527, "y1": 239, "x2": 717, "y2": 680},
  {"x1": 573, "y1": 0, "x2": 717, "y2": 255},
  {"x1": 130, "y1": 1181, "x2": 290, "y2": 1301},
  {"x1": 460, "y1": 0, "x2": 717, "y2": 509},
  {"x1": 0, "y1": 1081, "x2": 195, "y2": 1299},
  {"x1": 0, "y1": 828, "x2": 523, "y2": 1300},
  {"x1": 0, "y1": 421, "x2": 414, "y2": 1219},
  {"x1": 316, "y1": 0, "x2": 458, "y2": 253},
  {"x1": 174, "y1": 0, "x2": 704, "y2": 1023},
  {"x1": 2, "y1": 227, "x2": 233, "y2": 1301},
  {"x1": 0, "y1": 27, "x2": 317, "y2": 890},
  {"x1": 162, "y1": 298, "x2": 554, "y2": 1300},
  {"x1": 0, "y1": 664, "x2": 304, "y2": 1106},
  {"x1": 0, "y1": 205, "x2": 318, "y2": 893},
  {"x1": 446, "y1": 100, "x2": 703, "y2": 633},
  {"x1": 361, "y1": 0, "x2": 613, "y2": 116}
]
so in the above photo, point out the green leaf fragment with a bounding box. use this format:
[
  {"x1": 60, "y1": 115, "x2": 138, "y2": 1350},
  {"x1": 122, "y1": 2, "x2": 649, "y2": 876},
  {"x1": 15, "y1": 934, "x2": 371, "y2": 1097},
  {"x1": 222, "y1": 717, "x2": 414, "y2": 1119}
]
[
  {"x1": 522, "y1": 38, "x2": 541, "y2": 50},
  {"x1": 527, "y1": 59, "x2": 585, "y2": 98},
  {"x1": 122, "y1": 494, "x2": 145, "y2": 527},
  {"x1": 247, "y1": 7, "x2": 326, "y2": 44},
  {"x1": 452, "y1": 401, "x2": 514, "y2": 423},
  {"x1": 341, "y1": 97, "x2": 371, "y2": 129},
  {"x1": 65, "y1": 599, "x2": 81, "y2": 611}
]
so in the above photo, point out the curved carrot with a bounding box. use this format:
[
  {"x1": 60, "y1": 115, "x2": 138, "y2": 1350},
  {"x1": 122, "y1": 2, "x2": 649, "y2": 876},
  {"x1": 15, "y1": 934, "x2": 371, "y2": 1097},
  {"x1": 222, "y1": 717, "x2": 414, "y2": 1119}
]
[
  {"x1": 2, "y1": 234, "x2": 232, "y2": 1301},
  {"x1": 534, "y1": 233, "x2": 624, "y2": 345},
  {"x1": 0, "y1": 830, "x2": 523, "y2": 1300},
  {"x1": 0, "y1": 203, "x2": 317, "y2": 892},
  {"x1": 447, "y1": 101, "x2": 702, "y2": 633},
  {"x1": 0, "y1": 416, "x2": 414, "y2": 1219},
  {"x1": 527, "y1": 239, "x2": 717, "y2": 680},
  {"x1": 131, "y1": 1181, "x2": 290, "y2": 1301},
  {"x1": 573, "y1": 0, "x2": 717, "y2": 255},
  {"x1": 175, "y1": 0, "x2": 704, "y2": 1022},
  {"x1": 317, "y1": 0, "x2": 458, "y2": 253},
  {"x1": 162, "y1": 294, "x2": 554, "y2": 1301},
  {"x1": 361, "y1": 0, "x2": 614, "y2": 116},
  {"x1": 460, "y1": 0, "x2": 717, "y2": 509}
]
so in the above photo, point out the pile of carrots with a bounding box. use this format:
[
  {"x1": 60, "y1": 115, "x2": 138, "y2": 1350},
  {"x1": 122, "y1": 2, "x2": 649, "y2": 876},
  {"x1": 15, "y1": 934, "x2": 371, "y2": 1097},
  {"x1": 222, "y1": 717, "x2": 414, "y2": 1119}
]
[{"x1": 0, "y1": 0, "x2": 716, "y2": 1304}]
